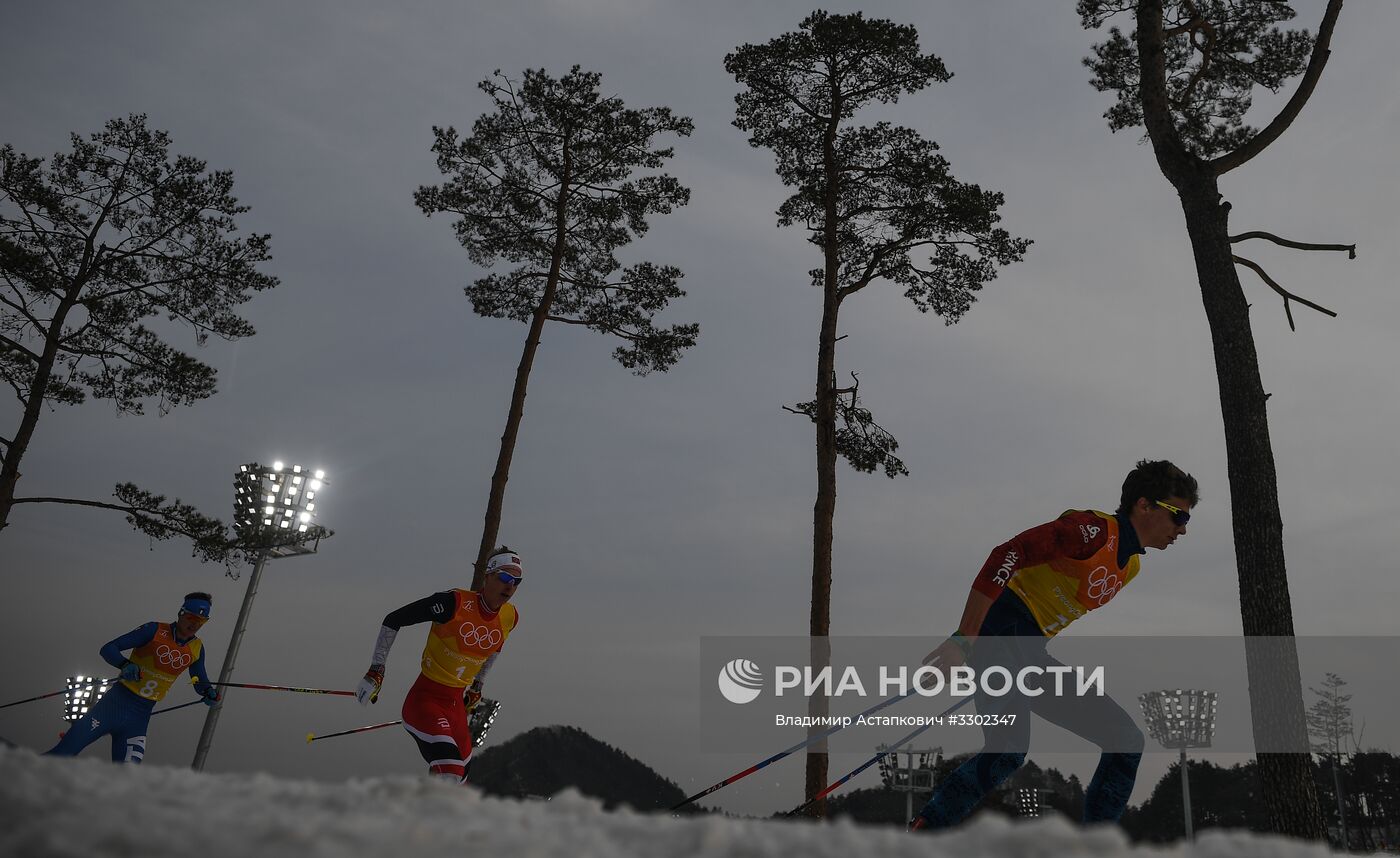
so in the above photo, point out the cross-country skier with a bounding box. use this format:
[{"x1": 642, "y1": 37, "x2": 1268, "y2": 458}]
[
  {"x1": 911, "y1": 459, "x2": 1197, "y2": 830},
  {"x1": 355, "y1": 547, "x2": 522, "y2": 783},
  {"x1": 46, "y1": 592, "x2": 219, "y2": 763}
]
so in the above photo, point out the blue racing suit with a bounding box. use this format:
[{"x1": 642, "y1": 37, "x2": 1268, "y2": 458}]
[{"x1": 45, "y1": 623, "x2": 212, "y2": 763}]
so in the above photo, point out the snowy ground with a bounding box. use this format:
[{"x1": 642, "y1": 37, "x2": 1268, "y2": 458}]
[{"x1": 0, "y1": 748, "x2": 1342, "y2": 858}]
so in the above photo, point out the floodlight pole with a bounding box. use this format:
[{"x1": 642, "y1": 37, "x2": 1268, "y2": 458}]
[
  {"x1": 877, "y1": 743, "x2": 940, "y2": 822},
  {"x1": 1178, "y1": 745, "x2": 1194, "y2": 842},
  {"x1": 905, "y1": 745, "x2": 914, "y2": 823},
  {"x1": 1140, "y1": 689, "x2": 1216, "y2": 844},
  {"x1": 191, "y1": 461, "x2": 330, "y2": 771},
  {"x1": 1332, "y1": 754, "x2": 1349, "y2": 850},
  {"x1": 191, "y1": 548, "x2": 269, "y2": 771}
]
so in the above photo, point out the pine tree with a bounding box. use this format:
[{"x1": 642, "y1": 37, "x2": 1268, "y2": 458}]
[
  {"x1": 1079, "y1": 0, "x2": 1349, "y2": 837},
  {"x1": 1, "y1": 114, "x2": 276, "y2": 562},
  {"x1": 726, "y1": 11, "x2": 1028, "y2": 812},
  {"x1": 415, "y1": 67, "x2": 697, "y2": 585}
]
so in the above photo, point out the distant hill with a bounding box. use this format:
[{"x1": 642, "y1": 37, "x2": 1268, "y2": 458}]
[{"x1": 470, "y1": 725, "x2": 694, "y2": 812}]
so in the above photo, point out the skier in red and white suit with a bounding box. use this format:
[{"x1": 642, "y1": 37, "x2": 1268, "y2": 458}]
[{"x1": 356, "y1": 548, "x2": 522, "y2": 783}]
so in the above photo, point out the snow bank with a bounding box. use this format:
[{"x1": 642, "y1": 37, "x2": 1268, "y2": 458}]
[{"x1": 0, "y1": 748, "x2": 1339, "y2": 858}]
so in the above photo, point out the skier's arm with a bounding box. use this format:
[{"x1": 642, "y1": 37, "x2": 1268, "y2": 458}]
[
  {"x1": 462, "y1": 653, "x2": 498, "y2": 711},
  {"x1": 928, "y1": 513, "x2": 1110, "y2": 666},
  {"x1": 100, "y1": 623, "x2": 158, "y2": 670},
  {"x1": 963, "y1": 513, "x2": 1106, "y2": 634},
  {"x1": 356, "y1": 591, "x2": 458, "y2": 706},
  {"x1": 189, "y1": 647, "x2": 213, "y2": 696},
  {"x1": 368, "y1": 591, "x2": 458, "y2": 666},
  {"x1": 954, "y1": 590, "x2": 997, "y2": 639},
  {"x1": 472, "y1": 653, "x2": 499, "y2": 688},
  {"x1": 466, "y1": 609, "x2": 516, "y2": 706}
]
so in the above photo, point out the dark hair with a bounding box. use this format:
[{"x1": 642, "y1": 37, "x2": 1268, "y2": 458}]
[
  {"x1": 1117, "y1": 459, "x2": 1199, "y2": 516},
  {"x1": 184, "y1": 591, "x2": 213, "y2": 603}
]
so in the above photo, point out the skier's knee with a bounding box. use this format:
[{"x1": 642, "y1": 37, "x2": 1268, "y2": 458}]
[
  {"x1": 1094, "y1": 720, "x2": 1144, "y2": 755},
  {"x1": 1111, "y1": 723, "x2": 1145, "y2": 756},
  {"x1": 122, "y1": 735, "x2": 147, "y2": 764},
  {"x1": 979, "y1": 750, "x2": 1026, "y2": 789}
]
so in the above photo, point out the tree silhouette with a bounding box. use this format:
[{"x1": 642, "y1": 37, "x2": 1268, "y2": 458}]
[
  {"x1": 1079, "y1": 0, "x2": 1348, "y2": 837},
  {"x1": 1, "y1": 114, "x2": 277, "y2": 562},
  {"x1": 726, "y1": 11, "x2": 1028, "y2": 812},
  {"x1": 1308, "y1": 672, "x2": 1359, "y2": 847},
  {"x1": 415, "y1": 67, "x2": 697, "y2": 586}
]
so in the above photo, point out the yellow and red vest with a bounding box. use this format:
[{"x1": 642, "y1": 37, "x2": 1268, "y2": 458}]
[
  {"x1": 119, "y1": 623, "x2": 203, "y2": 702},
  {"x1": 1006, "y1": 510, "x2": 1140, "y2": 638},
  {"x1": 419, "y1": 590, "x2": 518, "y2": 688}
]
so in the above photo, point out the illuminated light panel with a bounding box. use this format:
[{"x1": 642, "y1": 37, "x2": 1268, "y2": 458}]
[
  {"x1": 64, "y1": 675, "x2": 113, "y2": 722},
  {"x1": 232, "y1": 462, "x2": 329, "y2": 543}
]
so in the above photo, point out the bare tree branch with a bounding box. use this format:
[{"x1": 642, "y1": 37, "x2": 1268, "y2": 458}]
[
  {"x1": 1211, "y1": 0, "x2": 1344, "y2": 175},
  {"x1": 1233, "y1": 254, "x2": 1337, "y2": 331},
  {"x1": 1230, "y1": 230, "x2": 1356, "y2": 259}
]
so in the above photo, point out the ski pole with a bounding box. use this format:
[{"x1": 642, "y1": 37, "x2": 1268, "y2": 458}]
[
  {"x1": 209, "y1": 682, "x2": 355, "y2": 697},
  {"x1": 152, "y1": 698, "x2": 207, "y2": 716},
  {"x1": 0, "y1": 688, "x2": 68, "y2": 710},
  {"x1": 785, "y1": 695, "x2": 973, "y2": 816},
  {"x1": 670, "y1": 685, "x2": 924, "y2": 811},
  {"x1": 306, "y1": 720, "x2": 403, "y2": 743}
]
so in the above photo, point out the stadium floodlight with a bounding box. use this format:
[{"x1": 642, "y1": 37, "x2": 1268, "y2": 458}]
[
  {"x1": 469, "y1": 699, "x2": 502, "y2": 747},
  {"x1": 877, "y1": 743, "x2": 942, "y2": 822},
  {"x1": 64, "y1": 675, "x2": 113, "y2": 722},
  {"x1": 1140, "y1": 689, "x2": 1218, "y2": 841},
  {"x1": 1016, "y1": 787, "x2": 1042, "y2": 819},
  {"x1": 193, "y1": 461, "x2": 332, "y2": 772},
  {"x1": 233, "y1": 461, "x2": 327, "y2": 538}
]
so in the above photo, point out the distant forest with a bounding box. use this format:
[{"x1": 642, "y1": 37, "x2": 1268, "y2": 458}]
[
  {"x1": 833, "y1": 750, "x2": 1400, "y2": 849},
  {"x1": 476, "y1": 725, "x2": 1400, "y2": 849}
]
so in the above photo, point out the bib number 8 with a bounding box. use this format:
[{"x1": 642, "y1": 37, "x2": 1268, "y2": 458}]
[{"x1": 140, "y1": 680, "x2": 159, "y2": 698}]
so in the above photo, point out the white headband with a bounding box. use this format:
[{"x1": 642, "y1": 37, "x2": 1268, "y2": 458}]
[{"x1": 486, "y1": 552, "x2": 524, "y2": 578}]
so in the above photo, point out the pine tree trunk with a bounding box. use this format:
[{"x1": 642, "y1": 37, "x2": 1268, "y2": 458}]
[
  {"x1": 804, "y1": 289, "x2": 838, "y2": 817},
  {"x1": 804, "y1": 106, "x2": 843, "y2": 817},
  {"x1": 0, "y1": 275, "x2": 86, "y2": 534},
  {"x1": 472, "y1": 133, "x2": 573, "y2": 589},
  {"x1": 1177, "y1": 182, "x2": 1326, "y2": 840}
]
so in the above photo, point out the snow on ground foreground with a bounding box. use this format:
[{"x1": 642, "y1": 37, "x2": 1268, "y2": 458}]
[{"x1": 0, "y1": 748, "x2": 1340, "y2": 858}]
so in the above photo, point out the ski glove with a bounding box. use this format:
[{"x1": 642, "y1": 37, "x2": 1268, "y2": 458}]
[
  {"x1": 464, "y1": 683, "x2": 483, "y2": 713},
  {"x1": 201, "y1": 687, "x2": 221, "y2": 707},
  {"x1": 356, "y1": 665, "x2": 385, "y2": 706},
  {"x1": 120, "y1": 661, "x2": 142, "y2": 682}
]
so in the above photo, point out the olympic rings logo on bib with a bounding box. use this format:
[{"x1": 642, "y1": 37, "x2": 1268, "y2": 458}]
[
  {"x1": 1086, "y1": 565, "x2": 1122, "y2": 606},
  {"x1": 156, "y1": 645, "x2": 192, "y2": 669},
  {"x1": 458, "y1": 622, "x2": 502, "y2": 650}
]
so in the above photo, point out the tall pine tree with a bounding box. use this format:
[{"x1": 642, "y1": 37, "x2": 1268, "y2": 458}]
[
  {"x1": 1079, "y1": 0, "x2": 1349, "y2": 838},
  {"x1": 415, "y1": 67, "x2": 697, "y2": 585},
  {"x1": 727, "y1": 11, "x2": 1028, "y2": 813}
]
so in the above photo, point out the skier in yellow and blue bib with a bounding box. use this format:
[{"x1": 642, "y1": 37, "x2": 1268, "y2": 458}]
[{"x1": 45, "y1": 593, "x2": 219, "y2": 763}]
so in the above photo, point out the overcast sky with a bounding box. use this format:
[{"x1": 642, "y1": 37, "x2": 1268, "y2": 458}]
[{"x1": 3, "y1": 1, "x2": 1397, "y2": 817}]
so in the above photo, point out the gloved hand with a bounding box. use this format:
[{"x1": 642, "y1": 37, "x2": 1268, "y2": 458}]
[
  {"x1": 201, "y1": 687, "x2": 221, "y2": 707},
  {"x1": 120, "y1": 661, "x2": 142, "y2": 682},
  {"x1": 464, "y1": 682, "x2": 483, "y2": 713},
  {"x1": 356, "y1": 665, "x2": 385, "y2": 706},
  {"x1": 921, "y1": 632, "x2": 972, "y2": 673}
]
